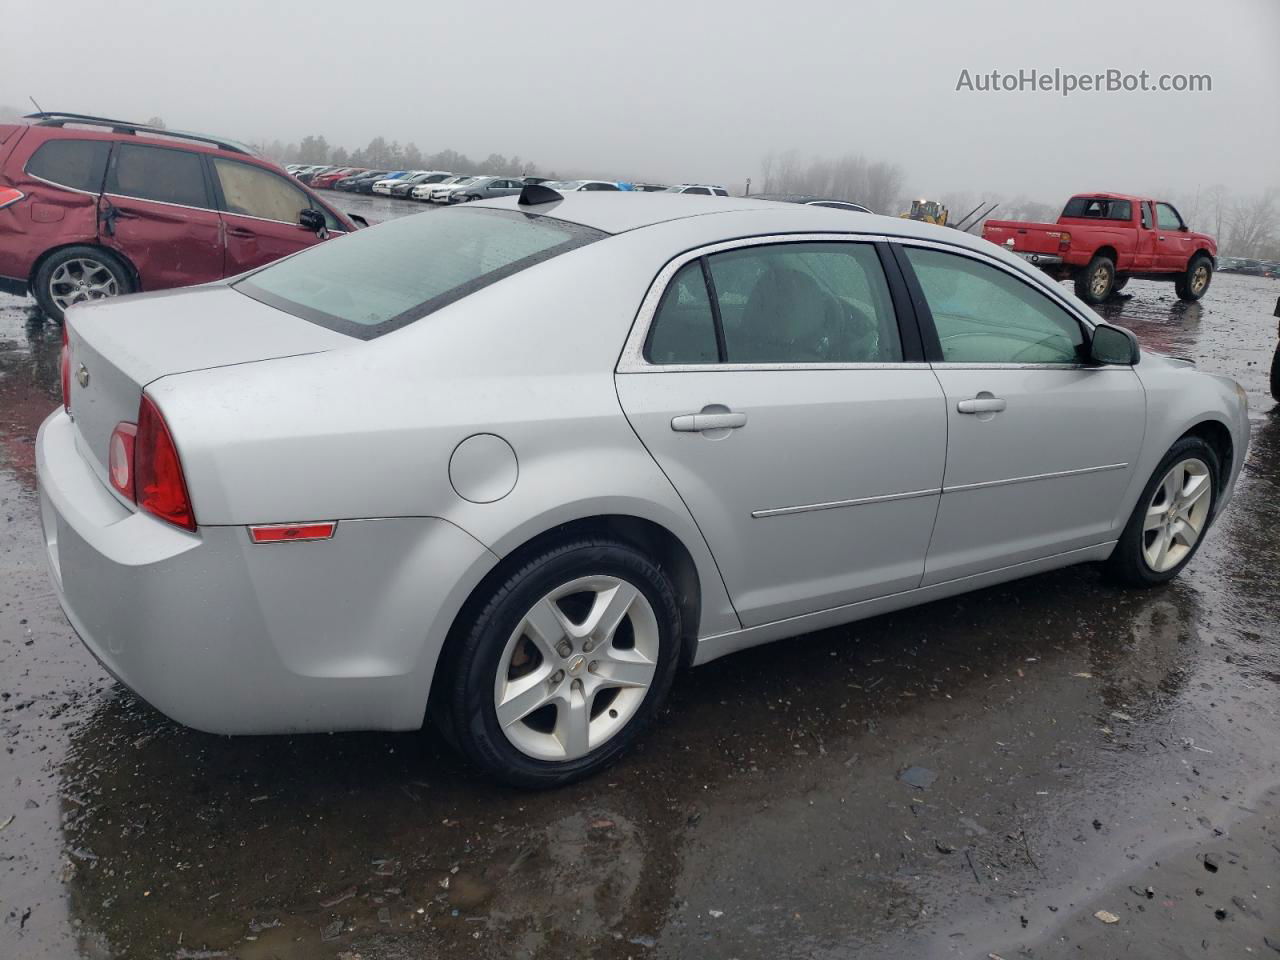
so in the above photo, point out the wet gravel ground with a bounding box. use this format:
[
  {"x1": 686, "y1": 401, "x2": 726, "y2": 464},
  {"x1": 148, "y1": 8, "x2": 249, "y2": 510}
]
[{"x1": 1, "y1": 195, "x2": 1278, "y2": 959}]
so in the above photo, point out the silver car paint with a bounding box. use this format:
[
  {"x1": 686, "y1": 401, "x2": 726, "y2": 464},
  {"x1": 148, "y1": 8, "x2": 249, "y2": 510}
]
[{"x1": 37, "y1": 196, "x2": 1250, "y2": 735}]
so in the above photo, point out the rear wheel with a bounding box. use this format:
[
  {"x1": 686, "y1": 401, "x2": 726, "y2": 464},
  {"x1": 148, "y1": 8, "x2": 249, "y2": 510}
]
[
  {"x1": 1112, "y1": 275, "x2": 1130, "y2": 293},
  {"x1": 1075, "y1": 255, "x2": 1116, "y2": 304},
  {"x1": 33, "y1": 246, "x2": 134, "y2": 323},
  {"x1": 441, "y1": 538, "x2": 681, "y2": 788},
  {"x1": 1175, "y1": 255, "x2": 1213, "y2": 301},
  {"x1": 1270, "y1": 342, "x2": 1280, "y2": 402},
  {"x1": 1106, "y1": 437, "x2": 1219, "y2": 586}
]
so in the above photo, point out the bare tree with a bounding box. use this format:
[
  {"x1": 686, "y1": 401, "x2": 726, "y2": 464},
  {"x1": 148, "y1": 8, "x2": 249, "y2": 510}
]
[{"x1": 1226, "y1": 189, "x2": 1278, "y2": 257}]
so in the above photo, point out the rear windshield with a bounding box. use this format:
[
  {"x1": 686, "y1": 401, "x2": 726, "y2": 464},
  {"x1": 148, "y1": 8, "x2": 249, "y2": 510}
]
[
  {"x1": 1061, "y1": 196, "x2": 1132, "y2": 221},
  {"x1": 234, "y1": 207, "x2": 606, "y2": 339}
]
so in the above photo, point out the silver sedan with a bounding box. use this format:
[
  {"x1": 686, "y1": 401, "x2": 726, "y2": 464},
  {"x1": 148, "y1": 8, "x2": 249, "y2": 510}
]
[{"x1": 37, "y1": 192, "x2": 1249, "y2": 786}]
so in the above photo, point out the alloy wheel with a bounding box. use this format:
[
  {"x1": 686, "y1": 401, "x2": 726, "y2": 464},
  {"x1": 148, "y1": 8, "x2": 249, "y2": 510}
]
[
  {"x1": 1090, "y1": 267, "x2": 1112, "y2": 298},
  {"x1": 493, "y1": 575, "x2": 659, "y2": 761},
  {"x1": 49, "y1": 258, "x2": 119, "y2": 312},
  {"x1": 1191, "y1": 264, "x2": 1210, "y2": 294},
  {"x1": 1143, "y1": 457, "x2": 1212, "y2": 572}
]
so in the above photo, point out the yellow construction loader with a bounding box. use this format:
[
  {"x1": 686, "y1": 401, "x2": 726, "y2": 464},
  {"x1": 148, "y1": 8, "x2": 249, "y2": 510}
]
[{"x1": 901, "y1": 199, "x2": 949, "y2": 226}]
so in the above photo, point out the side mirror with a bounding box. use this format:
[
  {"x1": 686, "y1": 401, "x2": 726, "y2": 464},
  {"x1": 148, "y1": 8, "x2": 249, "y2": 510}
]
[
  {"x1": 1089, "y1": 323, "x2": 1140, "y2": 365},
  {"x1": 348, "y1": 214, "x2": 369, "y2": 229},
  {"x1": 298, "y1": 208, "x2": 326, "y2": 233},
  {"x1": 1179, "y1": 225, "x2": 1190, "y2": 232}
]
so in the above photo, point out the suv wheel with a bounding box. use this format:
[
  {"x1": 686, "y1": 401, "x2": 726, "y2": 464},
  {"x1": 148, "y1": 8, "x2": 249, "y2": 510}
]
[
  {"x1": 441, "y1": 538, "x2": 681, "y2": 788},
  {"x1": 34, "y1": 246, "x2": 134, "y2": 323}
]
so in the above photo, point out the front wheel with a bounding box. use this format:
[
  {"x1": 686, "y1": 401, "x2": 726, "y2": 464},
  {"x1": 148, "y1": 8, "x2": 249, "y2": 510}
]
[
  {"x1": 441, "y1": 539, "x2": 682, "y2": 788},
  {"x1": 1175, "y1": 255, "x2": 1213, "y2": 301},
  {"x1": 1106, "y1": 437, "x2": 1219, "y2": 586},
  {"x1": 1075, "y1": 255, "x2": 1116, "y2": 304}
]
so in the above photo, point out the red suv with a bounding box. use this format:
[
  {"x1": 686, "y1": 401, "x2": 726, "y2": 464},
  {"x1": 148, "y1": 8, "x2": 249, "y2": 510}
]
[{"x1": 0, "y1": 112, "x2": 361, "y2": 321}]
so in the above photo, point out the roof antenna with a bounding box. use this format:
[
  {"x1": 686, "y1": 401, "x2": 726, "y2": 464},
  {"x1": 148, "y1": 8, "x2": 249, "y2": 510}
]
[
  {"x1": 518, "y1": 183, "x2": 563, "y2": 206},
  {"x1": 29, "y1": 95, "x2": 46, "y2": 115}
]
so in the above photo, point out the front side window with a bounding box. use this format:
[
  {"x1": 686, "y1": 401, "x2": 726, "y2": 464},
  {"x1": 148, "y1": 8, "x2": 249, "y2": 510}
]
[
  {"x1": 235, "y1": 207, "x2": 605, "y2": 339},
  {"x1": 1156, "y1": 202, "x2": 1184, "y2": 230},
  {"x1": 106, "y1": 143, "x2": 210, "y2": 208},
  {"x1": 213, "y1": 158, "x2": 312, "y2": 224},
  {"x1": 26, "y1": 139, "x2": 110, "y2": 192},
  {"x1": 903, "y1": 246, "x2": 1085, "y2": 364}
]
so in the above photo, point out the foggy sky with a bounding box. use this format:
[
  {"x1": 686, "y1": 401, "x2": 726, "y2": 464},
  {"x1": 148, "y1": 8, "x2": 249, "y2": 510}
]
[{"x1": 5, "y1": 0, "x2": 1278, "y2": 201}]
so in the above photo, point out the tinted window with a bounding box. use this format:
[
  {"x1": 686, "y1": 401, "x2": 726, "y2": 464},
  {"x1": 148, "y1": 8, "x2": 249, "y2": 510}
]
[
  {"x1": 213, "y1": 158, "x2": 312, "y2": 223},
  {"x1": 107, "y1": 144, "x2": 209, "y2": 208},
  {"x1": 683, "y1": 187, "x2": 711, "y2": 195},
  {"x1": 583, "y1": 182, "x2": 619, "y2": 191},
  {"x1": 235, "y1": 207, "x2": 605, "y2": 339},
  {"x1": 707, "y1": 242, "x2": 902, "y2": 363},
  {"x1": 26, "y1": 139, "x2": 110, "y2": 192},
  {"x1": 712, "y1": 188, "x2": 729, "y2": 197},
  {"x1": 1156, "y1": 202, "x2": 1184, "y2": 230},
  {"x1": 904, "y1": 247, "x2": 1085, "y2": 364},
  {"x1": 1062, "y1": 196, "x2": 1132, "y2": 221},
  {"x1": 645, "y1": 261, "x2": 719, "y2": 364}
]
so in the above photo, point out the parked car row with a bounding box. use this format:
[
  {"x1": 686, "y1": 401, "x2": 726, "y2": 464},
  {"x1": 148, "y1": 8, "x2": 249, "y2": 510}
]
[
  {"x1": 1218, "y1": 256, "x2": 1280, "y2": 278},
  {"x1": 287, "y1": 164, "x2": 738, "y2": 204}
]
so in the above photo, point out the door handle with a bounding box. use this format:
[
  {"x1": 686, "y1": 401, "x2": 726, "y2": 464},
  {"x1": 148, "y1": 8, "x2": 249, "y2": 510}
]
[
  {"x1": 957, "y1": 397, "x2": 1007, "y2": 415},
  {"x1": 671, "y1": 411, "x2": 748, "y2": 432},
  {"x1": 226, "y1": 226, "x2": 256, "y2": 238}
]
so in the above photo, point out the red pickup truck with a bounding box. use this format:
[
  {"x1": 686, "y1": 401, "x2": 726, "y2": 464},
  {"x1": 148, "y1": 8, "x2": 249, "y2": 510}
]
[{"x1": 982, "y1": 193, "x2": 1217, "y2": 305}]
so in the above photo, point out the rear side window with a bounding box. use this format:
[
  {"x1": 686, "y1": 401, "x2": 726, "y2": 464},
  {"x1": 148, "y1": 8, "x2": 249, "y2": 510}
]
[
  {"x1": 106, "y1": 144, "x2": 210, "y2": 208},
  {"x1": 235, "y1": 207, "x2": 605, "y2": 339},
  {"x1": 26, "y1": 139, "x2": 110, "y2": 192},
  {"x1": 645, "y1": 261, "x2": 720, "y2": 364},
  {"x1": 903, "y1": 246, "x2": 1085, "y2": 364},
  {"x1": 212, "y1": 158, "x2": 312, "y2": 223}
]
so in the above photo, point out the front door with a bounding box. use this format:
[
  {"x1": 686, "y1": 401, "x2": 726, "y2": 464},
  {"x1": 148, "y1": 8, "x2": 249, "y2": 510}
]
[
  {"x1": 616, "y1": 239, "x2": 947, "y2": 627},
  {"x1": 101, "y1": 142, "x2": 224, "y2": 290},
  {"x1": 209, "y1": 156, "x2": 341, "y2": 275},
  {"x1": 1133, "y1": 201, "x2": 1159, "y2": 270},
  {"x1": 897, "y1": 244, "x2": 1146, "y2": 584},
  {"x1": 1155, "y1": 202, "x2": 1193, "y2": 270}
]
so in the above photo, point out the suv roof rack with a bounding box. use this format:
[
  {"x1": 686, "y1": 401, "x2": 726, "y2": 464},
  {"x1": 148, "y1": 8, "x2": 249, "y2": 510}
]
[{"x1": 23, "y1": 112, "x2": 256, "y2": 156}]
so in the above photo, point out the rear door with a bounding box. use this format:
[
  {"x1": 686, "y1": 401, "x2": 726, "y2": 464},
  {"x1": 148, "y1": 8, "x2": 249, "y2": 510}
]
[
  {"x1": 210, "y1": 156, "x2": 343, "y2": 276},
  {"x1": 616, "y1": 237, "x2": 947, "y2": 627},
  {"x1": 101, "y1": 142, "x2": 224, "y2": 290},
  {"x1": 896, "y1": 242, "x2": 1146, "y2": 584}
]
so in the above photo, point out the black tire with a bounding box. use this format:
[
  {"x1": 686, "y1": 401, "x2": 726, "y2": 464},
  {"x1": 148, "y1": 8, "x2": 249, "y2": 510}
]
[
  {"x1": 1112, "y1": 275, "x2": 1130, "y2": 292},
  {"x1": 1105, "y1": 436, "x2": 1219, "y2": 587},
  {"x1": 1175, "y1": 255, "x2": 1213, "y2": 302},
  {"x1": 1075, "y1": 255, "x2": 1116, "y2": 304},
  {"x1": 1270, "y1": 343, "x2": 1280, "y2": 402},
  {"x1": 33, "y1": 245, "x2": 134, "y2": 323},
  {"x1": 440, "y1": 538, "x2": 682, "y2": 788}
]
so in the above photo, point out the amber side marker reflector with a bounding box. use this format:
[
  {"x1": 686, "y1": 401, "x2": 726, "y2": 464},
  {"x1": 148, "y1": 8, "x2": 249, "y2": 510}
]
[{"x1": 248, "y1": 522, "x2": 337, "y2": 544}]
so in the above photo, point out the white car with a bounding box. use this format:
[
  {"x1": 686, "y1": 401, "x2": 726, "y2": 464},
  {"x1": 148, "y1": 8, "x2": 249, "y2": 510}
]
[
  {"x1": 542, "y1": 179, "x2": 620, "y2": 192},
  {"x1": 663, "y1": 183, "x2": 730, "y2": 196},
  {"x1": 428, "y1": 176, "x2": 481, "y2": 203},
  {"x1": 38, "y1": 194, "x2": 1249, "y2": 787},
  {"x1": 412, "y1": 175, "x2": 465, "y2": 202}
]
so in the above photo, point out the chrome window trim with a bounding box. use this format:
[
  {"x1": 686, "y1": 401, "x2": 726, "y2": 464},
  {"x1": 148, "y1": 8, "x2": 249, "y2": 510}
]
[
  {"x1": 25, "y1": 172, "x2": 99, "y2": 197},
  {"x1": 618, "y1": 231, "x2": 899, "y2": 373},
  {"x1": 103, "y1": 191, "x2": 217, "y2": 214}
]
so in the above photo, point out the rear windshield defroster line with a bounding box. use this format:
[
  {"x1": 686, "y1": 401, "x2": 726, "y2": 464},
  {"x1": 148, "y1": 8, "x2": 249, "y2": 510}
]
[{"x1": 233, "y1": 207, "x2": 608, "y2": 340}]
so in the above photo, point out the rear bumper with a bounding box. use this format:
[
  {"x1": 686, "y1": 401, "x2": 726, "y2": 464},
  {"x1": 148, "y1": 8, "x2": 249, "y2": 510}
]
[
  {"x1": 1014, "y1": 251, "x2": 1064, "y2": 266},
  {"x1": 36, "y1": 409, "x2": 497, "y2": 735}
]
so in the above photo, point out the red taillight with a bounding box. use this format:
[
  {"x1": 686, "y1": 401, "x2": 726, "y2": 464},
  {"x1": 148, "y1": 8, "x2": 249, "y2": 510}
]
[
  {"x1": 0, "y1": 187, "x2": 23, "y2": 210},
  {"x1": 108, "y1": 422, "x2": 137, "y2": 501},
  {"x1": 60, "y1": 324, "x2": 71, "y2": 412},
  {"x1": 248, "y1": 522, "x2": 337, "y2": 544},
  {"x1": 135, "y1": 395, "x2": 196, "y2": 531}
]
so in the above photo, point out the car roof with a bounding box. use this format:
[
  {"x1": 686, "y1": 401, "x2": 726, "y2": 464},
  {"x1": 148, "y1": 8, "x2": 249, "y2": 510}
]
[{"x1": 472, "y1": 192, "x2": 997, "y2": 250}]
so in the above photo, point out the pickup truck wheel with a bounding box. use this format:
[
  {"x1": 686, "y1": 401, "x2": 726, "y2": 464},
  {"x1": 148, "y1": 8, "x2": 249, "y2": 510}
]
[
  {"x1": 1075, "y1": 256, "x2": 1116, "y2": 304},
  {"x1": 1175, "y1": 256, "x2": 1213, "y2": 302}
]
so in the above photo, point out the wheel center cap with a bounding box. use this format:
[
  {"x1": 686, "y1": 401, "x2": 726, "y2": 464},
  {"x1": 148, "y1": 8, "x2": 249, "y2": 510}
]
[{"x1": 568, "y1": 655, "x2": 586, "y2": 677}]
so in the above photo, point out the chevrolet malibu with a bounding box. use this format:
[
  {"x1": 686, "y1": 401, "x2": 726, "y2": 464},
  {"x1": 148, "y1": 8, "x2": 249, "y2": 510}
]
[{"x1": 37, "y1": 191, "x2": 1250, "y2": 787}]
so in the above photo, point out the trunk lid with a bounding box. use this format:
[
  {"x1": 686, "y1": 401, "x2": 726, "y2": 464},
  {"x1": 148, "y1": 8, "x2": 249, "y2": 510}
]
[{"x1": 66, "y1": 283, "x2": 353, "y2": 487}]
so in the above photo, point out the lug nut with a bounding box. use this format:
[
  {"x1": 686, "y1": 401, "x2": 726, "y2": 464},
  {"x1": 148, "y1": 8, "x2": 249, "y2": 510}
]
[
  {"x1": 582, "y1": 640, "x2": 596, "y2": 653},
  {"x1": 572, "y1": 678, "x2": 584, "y2": 693},
  {"x1": 556, "y1": 640, "x2": 572, "y2": 658},
  {"x1": 550, "y1": 670, "x2": 565, "y2": 684},
  {"x1": 587, "y1": 661, "x2": 599, "y2": 674}
]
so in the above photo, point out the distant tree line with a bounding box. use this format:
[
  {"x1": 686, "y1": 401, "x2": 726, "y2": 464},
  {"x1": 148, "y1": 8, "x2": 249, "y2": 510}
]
[
  {"x1": 757, "y1": 150, "x2": 905, "y2": 215},
  {"x1": 255, "y1": 134, "x2": 542, "y2": 179}
]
